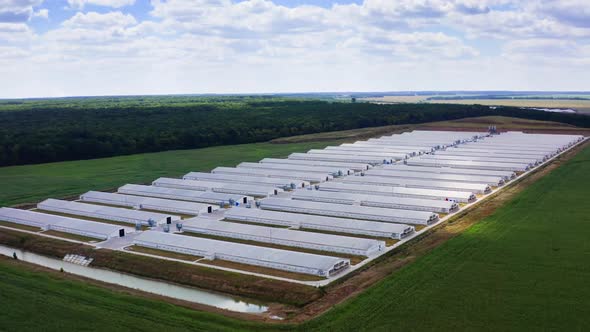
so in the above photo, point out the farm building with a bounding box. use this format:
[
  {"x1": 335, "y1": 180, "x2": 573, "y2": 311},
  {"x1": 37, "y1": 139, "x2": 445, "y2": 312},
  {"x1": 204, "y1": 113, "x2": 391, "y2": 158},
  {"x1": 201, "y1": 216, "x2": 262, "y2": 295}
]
[
  {"x1": 38, "y1": 199, "x2": 179, "y2": 226},
  {"x1": 181, "y1": 218, "x2": 385, "y2": 256},
  {"x1": 152, "y1": 177, "x2": 282, "y2": 197},
  {"x1": 438, "y1": 149, "x2": 548, "y2": 162},
  {"x1": 325, "y1": 146, "x2": 421, "y2": 157},
  {"x1": 0, "y1": 207, "x2": 132, "y2": 240},
  {"x1": 341, "y1": 175, "x2": 491, "y2": 194},
  {"x1": 237, "y1": 162, "x2": 353, "y2": 176},
  {"x1": 291, "y1": 190, "x2": 459, "y2": 213},
  {"x1": 421, "y1": 154, "x2": 539, "y2": 166},
  {"x1": 405, "y1": 158, "x2": 531, "y2": 172},
  {"x1": 347, "y1": 142, "x2": 434, "y2": 153},
  {"x1": 382, "y1": 164, "x2": 516, "y2": 181},
  {"x1": 305, "y1": 149, "x2": 408, "y2": 161},
  {"x1": 258, "y1": 198, "x2": 439, "y2": 225},
  {"x1": 259, "y1": 158, "x2": 371, "y2": 172},
  {"x1": 364, "y1": 169, "x2": 505, "y2": 186},
  {"x1": 211, "y1": 166, "x2": 333, "y2": 183},
  {"x1": 133, "y1": 231, "x2": 350, "y2": 277},
  {"x1": 118, "y1": 184, "x2": 252, "y2": 205},
  {"x1": 318, "y1": 182, "x2": 476, "y2": 203},
  {"x1": 224, "y1": 208, "x2": 415, "y2": 239},
  {"x1": 288, "y1": 152, "x2": 393, "y2": 165},
  {"x1": 79, "y1": 191, "x2": 216, "y2": 215},
  {"x1": 183, "y1": 172, "x2": 309, "y2": 189}
]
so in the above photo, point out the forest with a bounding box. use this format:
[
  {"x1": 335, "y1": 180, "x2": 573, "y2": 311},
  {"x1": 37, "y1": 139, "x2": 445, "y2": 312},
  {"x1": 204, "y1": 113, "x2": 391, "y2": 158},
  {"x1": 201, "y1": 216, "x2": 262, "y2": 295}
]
[{"x1": 1, "y1": 96, "x2": 589, "y2": 166}]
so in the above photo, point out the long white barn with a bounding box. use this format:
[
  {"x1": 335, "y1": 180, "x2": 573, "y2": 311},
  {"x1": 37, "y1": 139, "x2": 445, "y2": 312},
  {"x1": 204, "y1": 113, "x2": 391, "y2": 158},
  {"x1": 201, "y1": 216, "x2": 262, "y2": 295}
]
[
  {"x1": 181, "y1": 218, "x2": 385, "y2": 256},
  {"x1": 0, "y1": 207, "x2": 132, "y2": 240},
  {"x1": 183, "y1": 172, "x2": 309, "y2": 189},
  {"x1": 79, "y1": 191, "x2": 216, "y2": 215},
  {"x1": 118, "y1": 184, "x2": 252, "y2": 205},
  {"x1": 319, "y1": 182, "x2": 477, "y2": 203},
  {"x1": 291, "y1": 190, "x2": 459, "y2": 213},
  {"x1": 259, "y1": 198, "x2": 438, "y2": 225},
  {"x1": 134, "y1": 231, "x2": 350, "y2": 277},
  {"x1": 259, "y1": 158, "x2": 371, "y2": 171},
  {"x1": 224, "y1": 208, "x2": 414, "y2": 239},
  {"x1": 341, "y1": 175, "x2": 491, "y2": 194},
  {"x1": 152, "y1": 177, "x2": 282, "y2": 197},
  {"x1": 382, "y1": 164, "x2": 516, "y2": 180},
  {"x1": 237, "y1": 162, "x2": 353, "y2": 176},
  {"x1": 37, "y1": 199, "x2": 179, "y2": 226},
  {"x1": 364, "y1": 169, "x2": 505, "y2": 186},
  {"x1": 212, "y1": 166, "x2": 333, "y2": 183}
]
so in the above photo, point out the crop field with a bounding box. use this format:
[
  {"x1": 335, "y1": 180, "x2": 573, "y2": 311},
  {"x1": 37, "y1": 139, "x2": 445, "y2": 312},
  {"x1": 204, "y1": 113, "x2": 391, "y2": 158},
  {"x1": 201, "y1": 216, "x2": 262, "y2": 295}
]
[
  {"x1": 0, "y1": 140, "x2": 588, "y2": 331},
  {"x1": 418, "y1": 116, "x2": 590, "y2": 135},
  {"x1": 360, "y1": 95, "x2": 590, "y2": 113},
  {"x1": 431, "y1": 98, "x2": 590, "y2": 113},
  {"x1": 0, "y1": 140, "x2": 346, "y2": 207}
]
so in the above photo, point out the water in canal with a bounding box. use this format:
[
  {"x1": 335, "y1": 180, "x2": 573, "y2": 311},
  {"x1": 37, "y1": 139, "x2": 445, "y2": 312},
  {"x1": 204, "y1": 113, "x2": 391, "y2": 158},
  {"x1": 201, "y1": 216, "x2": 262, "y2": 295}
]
[{"x1": 0, "y1": 245, "x2": 267, "y2": 313}]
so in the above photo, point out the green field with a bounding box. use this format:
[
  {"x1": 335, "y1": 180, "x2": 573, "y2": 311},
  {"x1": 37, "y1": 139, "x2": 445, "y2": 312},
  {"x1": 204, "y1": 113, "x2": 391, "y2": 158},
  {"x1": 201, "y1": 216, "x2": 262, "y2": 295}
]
[
  {"x1": 1, "y1": 143, "x2": 588, "y2": 331},
  {"x1": 0, "y1": 140, "x2": 345, "y2": 207}
]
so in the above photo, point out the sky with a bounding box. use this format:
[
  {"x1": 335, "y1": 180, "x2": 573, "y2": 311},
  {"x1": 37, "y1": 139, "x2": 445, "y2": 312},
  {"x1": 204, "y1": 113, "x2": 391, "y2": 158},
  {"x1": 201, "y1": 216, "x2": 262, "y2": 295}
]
[{"x1": 0, "y1": 0, "x2": 589, "y2": 98}]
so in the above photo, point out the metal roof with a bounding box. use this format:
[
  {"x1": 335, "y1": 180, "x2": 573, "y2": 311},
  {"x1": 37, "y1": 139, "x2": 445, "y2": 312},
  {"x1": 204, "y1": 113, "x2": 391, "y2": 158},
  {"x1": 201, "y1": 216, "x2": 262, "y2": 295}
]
[
  {"x1": 38, "y1": 199, "x2": 178, "y2": 224},
  {"x1": 211, "y1": 166, "x2": 332, "y2": 183},
  {"x1": 152, "y1": 177, "x2": 281, "y2": 197},
  {"x1": 259, "y1": 158, "x2": 371, "y2": 171},
  {"x1": 0, "y1": 207, "x2": 131, "y2": 238},
  {"x1": 134, "y1": 231, "x2": 348, "y2": 272},
  {"x1": 237, "y1": 162, "x2": 352, "y2": 176},
  {"x1": 306, "y1": 149, "x2": 408, "y2": 160},
  {"x1": 183, "y1": 172, "x2": 309, "y2": 188},
  {"x1": 292, "y1": 190, "x2": 457, "y2": 210},
  {"x1": 318, "y1": 182, "x2": 475, "y2": 202},
  {"x1": 80, "y1": 191, "x2": 215, "y2": 214},
  {"x1": 382, "y1": 164, "x2": 516, "y2": 180},
  {"x1": 181, "y1": 218, "x2": 384, "y2": 253},
  {"x1": 405, "y1": 158, "x2": 530, "y2": 172},
  {"x1": 258, "y1": 198, "x2": 437, "y2": 224},
  {"x1": 364, "y1": 169, "x2": 504, "y2": 186},
  {"x1": 224, "y1": 208, "x2": 413, "y2": 237},
  {"x1": 341, "y1": 175, "x2": 489, "y2": 193},
  {"x1": 289, "y1": 152, "x2": 392, "y2": 165},
  {"x1": 118, "y1": 184, "x2": 251, "y2": 204}
]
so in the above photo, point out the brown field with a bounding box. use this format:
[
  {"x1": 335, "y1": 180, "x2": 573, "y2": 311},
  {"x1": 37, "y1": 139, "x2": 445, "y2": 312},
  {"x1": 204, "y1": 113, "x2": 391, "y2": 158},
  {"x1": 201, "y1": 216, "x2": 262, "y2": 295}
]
[
  {"x1": 360, "y1": 95, "x2": 590, "y2": 113},
  {"x1": 41, "y1": 230, "x2": 98, "y2": 242},
  {"x1": 431, "y1": 98, "x2": 590, "y2": 113},
  {"x1": 126, "y1": 245, "x2": 203, "y2": 261},
  {"x1": 419, "y1": 116, "x2": 590, "y2": 135},
  {"x1": 0, "y1": 220, "x2": 41, "y2": 232}
]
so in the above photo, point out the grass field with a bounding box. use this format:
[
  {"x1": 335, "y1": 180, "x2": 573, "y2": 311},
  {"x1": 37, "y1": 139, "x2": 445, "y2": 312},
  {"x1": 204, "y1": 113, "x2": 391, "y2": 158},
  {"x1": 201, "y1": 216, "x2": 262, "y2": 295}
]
[
  {"x1": 0, "y1": 140, "x2": 347, "y2": 207},
  {"x1": 0, "y1": 142, "x2": 588, "y2": 331}
]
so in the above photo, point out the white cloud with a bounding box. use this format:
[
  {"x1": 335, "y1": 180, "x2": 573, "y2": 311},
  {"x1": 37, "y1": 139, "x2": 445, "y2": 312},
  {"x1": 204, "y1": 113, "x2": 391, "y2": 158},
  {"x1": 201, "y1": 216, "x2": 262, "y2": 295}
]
[
  {"x1": 62, "y1": 11, "x2": 136, "y2": 28},
  {"x1": 1, "y1": 0, "x2": 589, "y2": 97},
  {"x1": 67, "y1": 0, "x2": 135, "y2": 9},
  {"x1": 0, "y1": 0, "x2": 43, "y2": 22},
  {"x1": 32, "y1": 8, "x2": 48, "y2": 19}
]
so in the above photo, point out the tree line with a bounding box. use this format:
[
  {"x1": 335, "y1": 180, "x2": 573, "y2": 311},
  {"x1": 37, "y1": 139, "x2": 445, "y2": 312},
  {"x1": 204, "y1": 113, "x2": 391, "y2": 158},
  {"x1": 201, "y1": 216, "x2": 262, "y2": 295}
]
[{"x1": 1, "y1": 98, "x2": 588, "y2": 166}]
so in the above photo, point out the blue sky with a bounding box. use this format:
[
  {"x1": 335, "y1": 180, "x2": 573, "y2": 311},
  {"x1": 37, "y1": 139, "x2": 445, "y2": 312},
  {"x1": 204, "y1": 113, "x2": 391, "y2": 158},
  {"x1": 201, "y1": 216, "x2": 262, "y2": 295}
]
[{"x1": 0, "y1": 0, "x2": 589, "y2": 98}]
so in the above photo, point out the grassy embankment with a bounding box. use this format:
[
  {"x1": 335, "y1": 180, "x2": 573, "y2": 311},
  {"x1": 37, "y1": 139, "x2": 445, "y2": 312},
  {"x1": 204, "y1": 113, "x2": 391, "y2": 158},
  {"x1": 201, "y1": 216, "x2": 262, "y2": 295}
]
[
  {"x1": 0, "y1": 229, "x2": 322, "y2": 308},
  {"x1": 1, "y1": 140, "x2": 588, "y2": 331}
]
